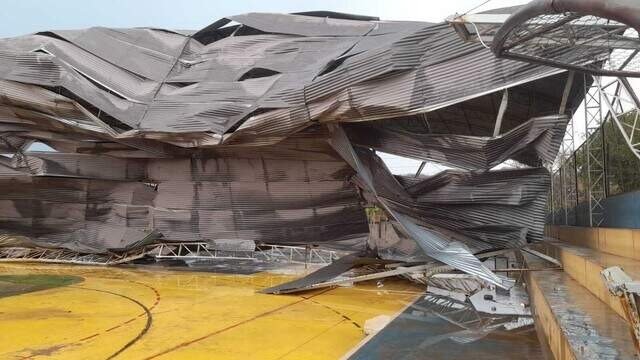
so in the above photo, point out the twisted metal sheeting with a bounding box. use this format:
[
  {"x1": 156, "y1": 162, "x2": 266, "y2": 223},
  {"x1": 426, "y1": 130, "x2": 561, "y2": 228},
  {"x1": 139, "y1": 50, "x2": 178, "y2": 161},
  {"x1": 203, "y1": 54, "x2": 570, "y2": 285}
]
[
  {"x1": 0, "y1": 137, "x2": 368, "y2": 252},
  {"x1": 0, "y1": 12, "x2": 566, "y2": 148},
  {"x1": 0, "y1": 11, "x2": 579, "y2": 277},
  {"x1": 344, "y1": 115, "x2": 568, "y2": 170},
  {"x1": 329, "y1": 125, "x2": 515, "y2": 289}
]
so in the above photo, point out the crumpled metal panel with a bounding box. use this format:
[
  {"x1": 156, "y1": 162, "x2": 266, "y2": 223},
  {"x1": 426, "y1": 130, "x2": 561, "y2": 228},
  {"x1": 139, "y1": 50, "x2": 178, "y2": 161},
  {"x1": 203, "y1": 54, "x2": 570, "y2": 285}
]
[
  {"x1": 0, "y1": 12, "x2": 565, "y2": 141},
  {"x1": 396, "y1": 167, "x2": 552, "y2": 247},
  {"x1": 0, "y1": 138, "x2": 368, "y2": 252},
  {"x1": 259, "y1": 254, "x2": 393, "y2": 294},
  {"x1": 390, "y1": 211, "x2": 511, "y2": 288},
  {"x1": 345, "y1": 114, "x2": 568, "y2": 170},
  {"x1": 328, "y1": 125, "x2": 513, "y2": 289},
  {"x1": 0, "y1": 11, "x2": 583, "y2": 281}
]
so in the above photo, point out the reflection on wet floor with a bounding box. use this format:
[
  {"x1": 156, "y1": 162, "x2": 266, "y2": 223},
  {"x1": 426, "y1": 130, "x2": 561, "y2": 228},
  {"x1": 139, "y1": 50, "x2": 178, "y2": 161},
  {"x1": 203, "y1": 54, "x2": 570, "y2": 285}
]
[
  {"x1": 181, "y1": 258, "x2": 313, "y2": 275},
  {"x1": 0, "y1": 274, "x2": 83, "y2": 298},
  {"x1": 0, "y1": 263, "x2": 422, "y2": 360},
  {"x1": 348, "y1": 294, "x2": 545, "y2": 360}
]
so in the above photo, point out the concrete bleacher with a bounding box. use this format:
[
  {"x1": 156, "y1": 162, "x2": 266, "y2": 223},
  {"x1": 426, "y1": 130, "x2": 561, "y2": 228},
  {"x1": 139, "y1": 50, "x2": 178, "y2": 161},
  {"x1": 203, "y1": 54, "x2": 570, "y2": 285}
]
[
  {"x1": 524, "y1": 253, "x2": 636, "y2": 360},
  {"x1": 523, "y1": 225, "x2": 640, "y2": 359},
  {"x1": 546, "y1": 225, "x2": 640, "y2": 261}
]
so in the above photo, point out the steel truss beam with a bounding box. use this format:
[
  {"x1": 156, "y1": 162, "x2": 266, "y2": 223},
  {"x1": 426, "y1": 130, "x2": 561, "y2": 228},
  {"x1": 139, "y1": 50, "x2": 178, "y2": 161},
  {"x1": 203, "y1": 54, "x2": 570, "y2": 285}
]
[
  {"x1": 154, "y1": 242, "x2": 338, "y2": 265},
  {"x1": 0, "y1": 243, "x2": 339, "y2": 266},
  {"x1": 0, "y1": 246, "x2": 152, "y2": 265},
  {"x1": 596, "y1": 77, "x2": 640, "y2": 161}
]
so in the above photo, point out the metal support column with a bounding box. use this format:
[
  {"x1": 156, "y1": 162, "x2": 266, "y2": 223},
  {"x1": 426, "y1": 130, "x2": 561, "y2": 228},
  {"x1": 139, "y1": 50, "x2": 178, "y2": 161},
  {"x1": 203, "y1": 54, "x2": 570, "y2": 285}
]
[
  {"x1": 549, "y1": 174, "x2": 555, "y2": 225},
  {"x1": 415, "y1": 161, "x2": 426, "y2": 178},
  {"x1": 493, "y1": 89, "x2": 509, "y2": 137},
  {"x1": 557, "y1": 72, "x2": 577, "y2": 225},
  {"x1": 585, "y1": 76, "x2": 607, "y2": 227}
]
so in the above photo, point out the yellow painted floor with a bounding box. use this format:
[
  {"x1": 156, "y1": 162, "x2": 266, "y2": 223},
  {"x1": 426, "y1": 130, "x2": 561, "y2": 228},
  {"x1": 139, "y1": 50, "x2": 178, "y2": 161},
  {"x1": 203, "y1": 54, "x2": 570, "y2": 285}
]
[{"x1": 0, "y1": 263, "x2": 422, "y2": 360}]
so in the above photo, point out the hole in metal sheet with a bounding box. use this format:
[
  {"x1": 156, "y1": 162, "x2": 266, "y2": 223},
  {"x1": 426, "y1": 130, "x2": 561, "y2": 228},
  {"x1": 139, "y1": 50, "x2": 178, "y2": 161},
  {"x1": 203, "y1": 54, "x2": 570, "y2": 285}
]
[{"x1": 237, "y1": 68, "x2": 280, "y2": 81}]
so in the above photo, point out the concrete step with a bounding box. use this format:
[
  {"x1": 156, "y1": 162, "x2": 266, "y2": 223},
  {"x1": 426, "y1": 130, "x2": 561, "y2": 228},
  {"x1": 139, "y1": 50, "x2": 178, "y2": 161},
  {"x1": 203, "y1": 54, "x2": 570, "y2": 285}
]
[
  {"x1": 537, "y1": 239, "x2": 640, "y2": 321},
  {"x1": 546, "y1": 225, "x2": 640, "y2": 261},
  {"x1": 523, "y1": 252, "x2": 637, "y2": 360}
]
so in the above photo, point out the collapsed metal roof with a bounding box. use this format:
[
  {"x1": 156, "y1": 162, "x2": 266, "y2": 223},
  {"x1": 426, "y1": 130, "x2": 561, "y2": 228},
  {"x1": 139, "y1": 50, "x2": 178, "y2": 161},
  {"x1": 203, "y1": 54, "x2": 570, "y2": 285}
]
[{"x1": 0, "y1": 10, "x2": 586, "y2": 287}]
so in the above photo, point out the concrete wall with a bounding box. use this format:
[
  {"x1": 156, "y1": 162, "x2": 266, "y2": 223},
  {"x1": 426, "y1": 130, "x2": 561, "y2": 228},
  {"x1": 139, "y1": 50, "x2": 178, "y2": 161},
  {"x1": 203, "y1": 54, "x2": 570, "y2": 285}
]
[
  {"x1": 535, "y1": 241, "x2": 628, "y2": 320},
  {"x1": 601, "y1": 191, "x2": 640, "y2": 228},
  {"x1": 549, "y1": 190, "x2": 640, "y2": 229}
]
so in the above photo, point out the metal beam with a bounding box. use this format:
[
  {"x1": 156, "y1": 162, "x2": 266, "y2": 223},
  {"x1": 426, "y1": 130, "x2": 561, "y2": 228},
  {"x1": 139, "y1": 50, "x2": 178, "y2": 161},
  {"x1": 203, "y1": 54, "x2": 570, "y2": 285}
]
[
  {"x1": 522, "y1": 248, "x2": 562, "y2": 267},
  {"x1": 0, "y1": 243, "x2": 339, "y2": 266},
  {"x1": 415, "y1": 161, "x2": 426, "y2": 178},
  {"x1": 493, "y1": 89, "x2": 509, "y2": 137},
  {"x1": 559, "y1": 71, "x2": 575, "y2": 115},
  {"x1": 285, "y1": 249, "x2": 514, "y2": 293},
  {"x1": 598, "y1": 78, "x2": 640, "y2": 162}
]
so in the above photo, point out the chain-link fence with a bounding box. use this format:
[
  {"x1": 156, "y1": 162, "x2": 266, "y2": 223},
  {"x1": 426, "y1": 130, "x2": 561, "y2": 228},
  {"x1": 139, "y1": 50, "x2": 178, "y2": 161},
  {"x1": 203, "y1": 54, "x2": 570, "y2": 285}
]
[{"x1": 548, "y1": 110, "x2": 640, "y2": 226}]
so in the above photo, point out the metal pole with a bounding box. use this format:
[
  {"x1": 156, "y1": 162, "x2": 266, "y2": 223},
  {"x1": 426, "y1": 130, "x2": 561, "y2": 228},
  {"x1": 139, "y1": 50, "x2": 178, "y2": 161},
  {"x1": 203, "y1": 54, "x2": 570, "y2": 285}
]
[
  {"x1": 560, "y1": 166, "x2": 568, "y2": 225},
  {"x1": 415, "y1": 161, "x2": 426, "y2": 178},
  {"x1": 493, "y1": 89, "x2": 509, "y2": 137},
  {"x1": 549, "y1": 172, "x2": 555, "y2": 225},
  {"x1": 559, "y1": 71, "x2": 575, "y2": 115}
]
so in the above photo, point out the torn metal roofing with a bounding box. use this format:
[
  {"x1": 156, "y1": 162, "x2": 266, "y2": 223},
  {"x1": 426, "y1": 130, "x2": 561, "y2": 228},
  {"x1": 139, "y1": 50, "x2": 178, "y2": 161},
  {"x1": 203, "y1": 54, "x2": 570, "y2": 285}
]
[
  {"x1": 0, "y1": 10, "x2": 567, "y2": 144},
  {"x1": 0, "y1": 10, "x2": 583, "y2": 282}
]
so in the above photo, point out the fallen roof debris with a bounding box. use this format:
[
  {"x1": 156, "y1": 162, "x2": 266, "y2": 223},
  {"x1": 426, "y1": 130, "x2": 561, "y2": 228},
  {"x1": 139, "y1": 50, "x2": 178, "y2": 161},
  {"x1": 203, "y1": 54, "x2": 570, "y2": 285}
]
[{"x1": 0, "y1": 7, "x2": 587, "y2": 288}]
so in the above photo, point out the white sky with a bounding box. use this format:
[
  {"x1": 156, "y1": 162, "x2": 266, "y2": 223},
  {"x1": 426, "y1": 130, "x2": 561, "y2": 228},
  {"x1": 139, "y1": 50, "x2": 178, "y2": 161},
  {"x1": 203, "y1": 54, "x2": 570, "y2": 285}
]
[{"x1": 0, "y1": 0, "x2": 529, "y2": 37}]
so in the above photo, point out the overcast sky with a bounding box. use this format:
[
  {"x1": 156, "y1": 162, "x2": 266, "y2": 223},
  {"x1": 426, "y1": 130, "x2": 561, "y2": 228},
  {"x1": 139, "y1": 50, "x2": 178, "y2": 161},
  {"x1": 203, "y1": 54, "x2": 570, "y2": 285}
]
[
  {"x1": 0, "y1": 0, "x2": 527, "y2": 37},
  {"x1": 1, "y1": 0, "x2": 529, "y2": 174}
]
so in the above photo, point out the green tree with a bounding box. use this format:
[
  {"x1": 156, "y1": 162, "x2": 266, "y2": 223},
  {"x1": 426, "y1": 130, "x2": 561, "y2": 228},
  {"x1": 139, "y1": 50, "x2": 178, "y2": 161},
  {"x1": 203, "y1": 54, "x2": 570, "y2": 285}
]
[{"x1": 604, "y1": 110, "x2": 640, "y2": 195}]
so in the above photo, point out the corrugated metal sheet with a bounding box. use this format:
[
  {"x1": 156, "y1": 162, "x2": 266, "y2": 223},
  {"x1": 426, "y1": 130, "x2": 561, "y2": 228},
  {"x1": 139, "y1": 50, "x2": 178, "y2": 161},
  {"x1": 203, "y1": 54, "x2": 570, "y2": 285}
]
[{"x1": 0, "y1": 10, "x2": 584, "y2": 279}]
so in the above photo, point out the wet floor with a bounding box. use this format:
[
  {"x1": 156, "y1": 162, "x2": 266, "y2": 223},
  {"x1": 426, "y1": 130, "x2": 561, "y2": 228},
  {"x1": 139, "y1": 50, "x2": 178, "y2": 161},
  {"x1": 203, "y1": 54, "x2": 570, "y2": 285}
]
[
  {"x1": 0, "y1": 263, "x2": 422, "y2": 360},
  {"x1": 348, "y1": 294, "x2": 546, "y2": 360}
]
